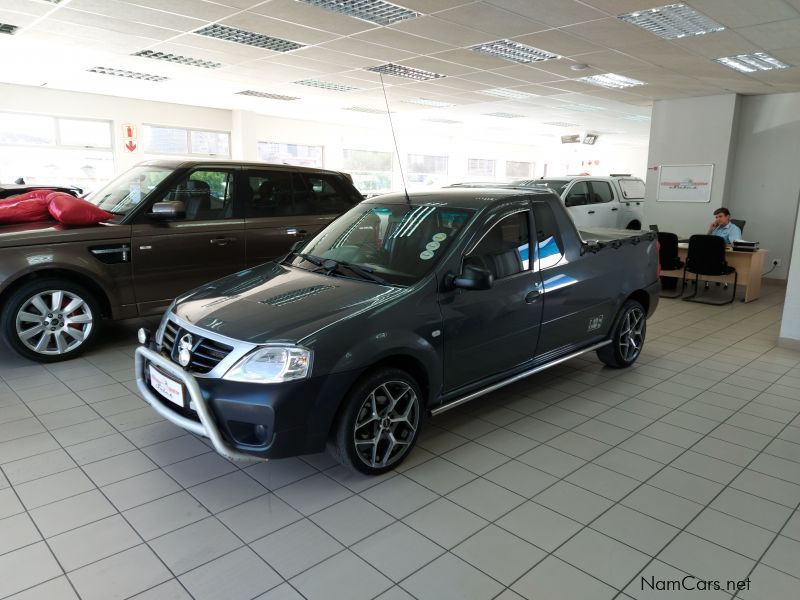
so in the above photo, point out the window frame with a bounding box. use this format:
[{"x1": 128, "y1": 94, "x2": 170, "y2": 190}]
[
  {"x1": 142, "y1": 123, "x2": 231, "y2": 157},
  {"x1": 462, "y1": 208, "x2": 532, "y2": 280},
  {"x1": 0, "y1": 111, "x2": 112, "y2": 150},
  {"x1": 257, "y1": 141, "x2": 324, "y2": 168}
]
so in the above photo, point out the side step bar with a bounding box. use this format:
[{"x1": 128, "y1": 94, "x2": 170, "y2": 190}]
[{"x1": 430, "y1": 340, "x2": 612, "y2": 417}]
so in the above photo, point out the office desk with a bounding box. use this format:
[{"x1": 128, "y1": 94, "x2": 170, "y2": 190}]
[{"x1": 663, "y1": 244, "x2": 766, "y2": 302}]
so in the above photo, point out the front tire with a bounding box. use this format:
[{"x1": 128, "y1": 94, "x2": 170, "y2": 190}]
[
  {"x1": 596, "y1": 300, "x2": 646, "y2": 368},
  {"x1": 330, "y1": 368, "x2": 422, "y2": 475},
  {"x1": 2, "y1": 279, "x2": 101, "y2": 363}
]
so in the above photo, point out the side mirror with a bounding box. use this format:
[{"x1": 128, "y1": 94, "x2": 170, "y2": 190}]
[
  {"x1": 148, "y1": 201, "x2": 185, "y2": 220},
  {"x1": 453, "y1": 264, "x2": 493, "y2": 290}
]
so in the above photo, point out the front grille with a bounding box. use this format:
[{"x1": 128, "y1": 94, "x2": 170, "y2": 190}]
[{"x1": 161, "y1": 319, "x2": 233, "y2": 374}]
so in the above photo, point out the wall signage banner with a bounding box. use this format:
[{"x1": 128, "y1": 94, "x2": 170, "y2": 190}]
[{"x1": 657, "y1": 164, "x2": 714, "y2": 202}]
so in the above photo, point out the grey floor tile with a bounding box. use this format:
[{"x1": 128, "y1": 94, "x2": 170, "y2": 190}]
[
  {"x1": 243, "y1": 457, "x2": 317, "y2": 490},
  {"x1": 622, "y1": 485, "x2": 704, "y2": 529},
  {"x1": 441, "y1": 441, "x2": 509, "y2": 475},
  {"x1": 68, "y1": 544, "x2": 172, "y2": 600},
  {"x1": 123, "y1": 421, "x2": 186, "y2": 448},
  {"x1": 310, "y1": 495, "x2": 394, "y2": 546},
  {"x1": 512, "y1": 555, "x2": 616, "y2": 600},
  {"x1": 547, "y1": 431, "x2": 611, "y2": 461},
  {"x1": 710, "y1": 487, "x2": 793, "y2": 533},
  {"x1": 150, "y1": 517, "x2": 242, "y2": 575},
  {"x1": 0, "y1": 512, "x2": 41, "y2": 556},
  {"x1": 454, "y1": 524, "x2": 545, "y2": 585},
  {"x1": 373, "y1": 586, "x2": 417, "y2": 600},
  {"x1": 566, "y1": 463, "x2": 641, "y2": 501},
  {"x1": 187, "y1": 471, "x2": 266, "y2": 514},
  {"x1": 628, "y1": 560, "x2": 730, "y2": 600},
  {"x1": 251, "y1": 519, "x2": 343, "y2": 579},
  {"x1": 128, "y1": 580, "x2": 191, "y2": 600},
  {"x1": 483, "y1": 460, "x2": 558, "y2": 498},
  {"x1": 740, "y1": 564, "x2": 800, "y2": 599},
  {"x1": 657, "y1": 532, "x2": 754, "y2": 583},
  {"x1": 534, "y1": 481, "x2": 614, "y2": 524},
  {"x1": 595, "y1": 407, "x2": 654, "y2": 432},
  {"x1": 352, "y1": 522, "x2": 444, "y2": 582},
  {"x1": 764, "y1": 438, "x2": 800, "y2": 463},
  {"x1": 416, "y1": 428, "x2": 469, "y2": 454},
  {"x1": 360, "y1": 474, "x2": 439, "y2": 519},
  {"x1": 403, "y1": 498, "x2": 488, "y2": 549},
  {"x1": 574, "y1": 419, "x2": 632, "y2": 446},
  {"x1": 686, "y1": 508, "x2": 775, "y2": 560},
  {"x1": 592, "y1": 504, "x2": 679, "y2": 556},
  {"x1": 291, "y1": 550, "x2": 392, "y2": 600},
  {"x1": 0, "y1": 418, "x2": 46, "y2": 443},
  {"x1": 272, "y1": 473, "x2": 352, "y2": 516},
  {"x1": 556, "y1": 528, "x2": 650, "y2": 589},
  {"x1": 750, "y1": 452, "x2": 800, "y2": 483},
  {"x1": 217, "y1": 493, "x2": 301, "y2": 543},
  {"x1": 671, "y1": 450, "x2": 742, "y2": 485},
  {"x1": 761, "y1": 535, "x2": 800, "y2": 579},
  {"x1": 619, "y1": 433, "x2": 684, "y2": 463},
  {"x1": 49, "y1": 514, "x2": 141, "y2": 571},
  {"x1": 0, "y1": 432, "x2": 60, "y2": 465},
  {"x1": 6, "y1": 576, "x2": 79, "y2": 600},
  {"x1": 28, "y1": 489, "x2": 117, "y2": 538},
  {"x1": 505, "y1": 416, "x2": 565, "y2": 442},
  {"x1": 82, "y1": 450, "x2": 158, "y2": 487},
  {"x1": 38, "y1": 406, "x2": 98, "y2": 431},
  {"x1": 401, "y1": 553, "x2": 504, "y2": 600},
  {"x1": 710, "y1": 424, "x2": 772, "y2": 451},
  {"x1": 403, "y1": 457, "x2": 477, "y2": 495},
  {"x1": 140, "y1": 435, "x2": 211, "y2": 467},
  {"x1": 323, "y1": 464, "x2": 397, "y2": 494},
  {"x1": 692, "y1": 436, "x2": 759, "y2": 467},
  {"x1": 648, "y1": 466, "x2": 723, "y2": 505},
  {"x1": 65, "y1": 433, "x2": 136, "y2": 466},
  {"x1": 516, "y1": 443, "x2": 586, "y2": 477},
  {"x1": 0, "y1": 542, "x2": 63, "y2": 598},
  {"x1": 102, "y1": 469, "x2": 182, "y2": 511},
  {"x1": 730, "y1": 468, "x2": 800, "y2": 508},
  {"x1": 123, "y1": 491, "x2": 211, "y2": 540},
  {"x1": 1, "y1": 449, "x2": 76, "y2": 485},
  {"x1": 15, "y1": 468, "x2": 95, "y2": 510},
  {"x1": 593, "y1": 448, "x2": 663, "y2": 481},
  {"x1": 496, "y1": 501, "x2": 582, "y2": 551},
  {"x1": 253, "y1": 583, "x2": 305, "y2": 600},
  {"x1": 446, "y1": 477, "x2": 525, "y2": 521},
  {"x1": 179, "y1": 546, "x2": 282, "y2": 600},
  {"x1": 534, "y1": 405, "x2": 590, "y2": 429}
]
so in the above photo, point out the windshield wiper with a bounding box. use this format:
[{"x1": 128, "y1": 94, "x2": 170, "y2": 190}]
[
  {"x1": 283, "y1": 251, "x2": 325, "y2": 267},
  {"x1": 315, "y1": 258, "x2": 388, "y2": 285}
]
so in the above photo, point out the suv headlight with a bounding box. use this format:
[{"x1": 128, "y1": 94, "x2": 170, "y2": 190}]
[{"x1": 223, "y1": 346, "x2": 312, "y2": 383}]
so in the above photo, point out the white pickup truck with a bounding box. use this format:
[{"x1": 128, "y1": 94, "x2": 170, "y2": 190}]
[{"x1": 512, "y1": 175, "x2": 646, "y2": 230}]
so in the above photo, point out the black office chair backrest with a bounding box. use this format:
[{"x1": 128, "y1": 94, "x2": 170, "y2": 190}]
[
  {"x1": 657, "y1": 232, "x2": 682, "y2": 270},
  {"x1": 181, "y1": 179, "x2": 211, "y2": 220},
  {"x1": 730, "y1": 218, "x2": 745, "y2": 233},
  {"x1": 686, "y1": 234, "x2": 730, "y2": 275}
]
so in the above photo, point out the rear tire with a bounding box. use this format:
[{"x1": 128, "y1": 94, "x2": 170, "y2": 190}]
[
  {"x1": 330, "y1": 368, "x2": 422, "y2": 475},
  {"x1": 596, "y1": 300, "x2": 646, "y2": 368},
  {"x1": 2, "y1": 278, "x2": 101, "y2": 363}
]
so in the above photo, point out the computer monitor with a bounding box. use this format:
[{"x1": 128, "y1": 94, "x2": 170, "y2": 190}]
[{"x1": 649, "y1": 224, "x2": 659, "y2": 232}]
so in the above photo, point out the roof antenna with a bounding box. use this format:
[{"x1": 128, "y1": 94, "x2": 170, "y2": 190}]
[{"x1": 379, "y1": 73, "x2": 411, "y2": 203}]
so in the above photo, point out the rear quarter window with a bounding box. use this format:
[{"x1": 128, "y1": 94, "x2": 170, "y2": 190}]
[{"x1": 618, "y1": 178, "x2": 645, "y2": 199}]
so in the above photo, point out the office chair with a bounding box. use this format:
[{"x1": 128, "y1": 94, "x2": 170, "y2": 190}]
[
  {"x1": 682, "y1": 234, "x2": 737, "y2": 304},
  {"x1": 730, "y1": 218, "x2": 745, "y2": 234},
  {"x1": 657, "y1": 232, "x2": 684, "y2": 298}
]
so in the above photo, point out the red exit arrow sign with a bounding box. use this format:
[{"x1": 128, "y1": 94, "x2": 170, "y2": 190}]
[{"x1": 125, "y1": 140, "x2": 137, "y2": 152}]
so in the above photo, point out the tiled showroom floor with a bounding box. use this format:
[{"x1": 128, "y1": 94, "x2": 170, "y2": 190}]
[{"x1": 1, "y1": 281, "x2": 800, "y2": 600}]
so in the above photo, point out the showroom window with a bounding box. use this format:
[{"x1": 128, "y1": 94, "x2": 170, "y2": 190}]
[
  {"x1": 407, "y1": 153, "x2": 448, "y2": 188},
  {"x1": 258, "y1": 141, "x2": 323, "y2": 168},
  {"x1": 468, "y1": 158, "x2": 495, "y2": 178},
  {"x1": 0, "y1": 111, "x2": 114, "y2": 193},
  {"x1": 506, "y1": 160, "x2": 534, "y2": 178},
  {"x1": 343, "y1": 149, "x2": 393, "y2": 194},
  {"x1": 142, "y1": 125, "x2": 230, "y2": 157}
]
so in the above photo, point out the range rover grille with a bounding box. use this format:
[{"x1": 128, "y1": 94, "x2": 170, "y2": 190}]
[{"x1": 161, "y1": 319, "x2": 233, "y2": 374}]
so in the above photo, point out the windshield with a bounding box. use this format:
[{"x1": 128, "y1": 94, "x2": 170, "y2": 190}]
[
  {"x1": 86, "y1": 165, "x2": 173, "y2": 216},
  {"x1": 289, "y1": 203, "x2": 475, "y2": 286},
  {"x1": 514, "y1": 179, "x2": 570, "y2": 196}
]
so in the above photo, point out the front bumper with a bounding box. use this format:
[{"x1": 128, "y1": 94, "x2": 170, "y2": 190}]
[{"x1": 135, "y1": 346, "x2": 353, "y2": 462}]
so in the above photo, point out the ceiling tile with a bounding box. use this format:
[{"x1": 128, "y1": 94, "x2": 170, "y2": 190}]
[
  {"x1": 458, "y1": 71, "x2": 530, "y2": 87},
  {"x1": 511, "y1": 29, "x2": 605, "y2": 57},
  {"x1": 119, "y1": 0, "x2": 237, "y2": 21},
  {"x1": 142, "y1": 42, "x2": 241, "y2": 65},
  {"x1": 353, "y1": 27, "x2": 454, "y2": 54},
  {"x1": 430, "y1": 77, "x2": 491, "y2": 92},
  {"x1": 390, "y1": 16, "x2": 496, "y2": 46},
  {"x1": 562, "y1": 17, "x2": 666, "y2": 48},
  {"x1": 318, "y1": 38, "x2": 416, "y2": 63},
  {"x1": 0, "y1": 9, "x2": 39, "y2": 27},
  {"x1": 249, "y1": 0, "x2": 377, "y2": 36},
  {"x1": 736, "y1": 19, "x2": 800, "y2": 51},
  {"x1": 173, "y1": 33, "x2": 278, "y2": 60},
  {"x1": 493, "y1": 64, "x2": 564, "y2": 83},
  {"x1": 69, "y1": 0, "x2": 206, "y2": 33},
  {"x1": 671, "y1": 29, "x2": 760, "y2": 59},
  {"x1": 435, "y1": 2, "x2": 548, "y2": 37},
  {"x1": 30, "y1": 19, "x2": 163, "y2": 53},
  {"x1": 578, "y1": 0, "x2": 694, "y2": 15},
  {"x1": 513, "y1": 83, "x2": 573, "y2": 96},
  {"x1": 1, "y1": 0, "x2": 53, "y2": 17},
  {"x1": 395, "y1": 56, "x2": 476, "y2": 76},
  {"x1": 219, "y1": 12, "x2": 338, "y2": 45},
  {"x1": 535, "y1": 57, "x2": 608, "y2": 78},
  {"x1": 689, "y1": 0, "x2": 799, "y2": 28},
  {"x1": 771, "y1": 46, "x2": 800, "y2": 66},
  {"x1": 392, "y1": 0, "x2": 480, "y2": 13},
  {"x1": 486, "y1": 0, "x2": 607, "y2": 27},
  {"x1": 264, "y1": 54, "x2": 351, "y2": 76},
  {"x1": 569, "y1": 50, "x2": 652, "y2": 71},
  {"x1": 540, "y1": 79, "x2": 605, "y2": 93},
  {"x1": 292, "y1": 47, "x2": 377, "y2": 69},
  {"x1": 429, "y1": 48, "x2": 513, "y2": 70},
  {"x1": 51, "y1": 8, "x2": 179, "y2": 40}
]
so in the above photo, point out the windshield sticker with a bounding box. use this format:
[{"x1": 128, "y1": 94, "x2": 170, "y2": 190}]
[
  {"x1": 419, "y1": 250, "x2": 434, "y2": 260},
  {"x1": 432, "y1": 232, "x2": 447, "y2": 242},
  {"x1": 426, "y1": 241, "x2": 440, "y2": 251}
]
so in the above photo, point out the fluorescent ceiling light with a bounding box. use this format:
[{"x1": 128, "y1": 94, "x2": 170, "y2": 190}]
[
  {"x1": 543, "y1": 121, "x2": 580, "y2": 127},
  {"x1": 294, "y1": 79, "x2": 361, "y2": 91},
  {"x1": 479, "y1": 88, "x2": 535, "y2": 100},
  {"x1": 237, "y1": 90, "x2": 300, "y2": 100},
  {"x1": 577, "y1": 72, "x2": 646, "y2": 89},
  {"x1": 560, "y1": 104, "x2": 603, "y2": 112},
  {"x1": 403, "y1": 98, "x2": 455, "y2": 107},
  {"x1": 715, "y1": 52, "x2": 790, "y2": 73},
  {"x1": 0, "y1": 23, "x2": 19, "y2": 35},
  {"x1": 425, "y1": 118, "x2": 462, "y2": 124},
  {"x1": 195, "y1": 24, "x2": 304, "y2": 52},
  {"x1": 366, "y1": 63, "x2": 444, "y2": 81},
  {"x1": 299, "y1": 0, "x2": 421, "y2": 26},
  {"x1": 88, "y1": 67, "x2": 168, "y2": 82},
  {"x1": 133, "y1": 50, "x2": 222, "y2": 69},
  {"x1": 470, "y1": 39, "x2": 559, "y2": 64},
  {"x1": 619, "y1": 3, "x2": 724, "y2": 40},
  {"x1": 344, "y1": 106, "x2": 387, "y2": 114},
  {"x1": 483, "y1": 112, "x2": 525, "y2": 118}
]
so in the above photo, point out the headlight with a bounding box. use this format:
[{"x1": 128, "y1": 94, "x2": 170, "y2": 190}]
[{"x1": 223, "y1": 346, "x2": 312, "y2": 383}]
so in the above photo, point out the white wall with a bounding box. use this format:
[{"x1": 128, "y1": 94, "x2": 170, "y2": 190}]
[{"x1": 780, "y1": 201, "x2": 800, "y2": 348}]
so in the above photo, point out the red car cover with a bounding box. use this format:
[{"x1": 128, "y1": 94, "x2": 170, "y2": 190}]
[
  {"x1": 47, "y1": 192, "x2": 113, "y2": 226},
  {"x1": 0, "y1": 193, "x2": 52, "y2": 224}
]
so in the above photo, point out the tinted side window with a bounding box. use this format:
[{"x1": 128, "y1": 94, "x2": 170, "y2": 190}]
[
  {"x1": 532, "y1": 202, "x2": 565, "y2": 270},
  {"x1": 246, "y1": 170, "x2": 293, "y2": 218},
  {"x1": 465, "y1": 211, "x2": 530, "y2": 279},
  {"x1": 564, "y1": 181, "x2": 589, "y2": 207},
  {"x1": 163, "y1": 169, "x2": 233, "y2": 221},
  {"x1": 591, "y1": 181, "x2": 614, "y2": 203},
  {"x1": 305, "y1": 173, "x2": 357, "y2": 215}
]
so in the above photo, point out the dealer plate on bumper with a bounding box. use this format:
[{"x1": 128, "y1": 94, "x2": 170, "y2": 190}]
[{"x1": 148, "y1": 364, "x2": 183, "y2": 407}]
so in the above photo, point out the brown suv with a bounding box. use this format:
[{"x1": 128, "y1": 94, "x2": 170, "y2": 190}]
[{"x1": 0, "y1": 159, "x2": 362, "y2": 362}]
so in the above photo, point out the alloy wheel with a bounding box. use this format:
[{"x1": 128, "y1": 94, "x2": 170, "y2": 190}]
[
  {"x1": 618, "y1": 306, "x2": 645, "y2": 363},
  {"x1": 15, "y1": 290, "x2": 94, "y2": 356}
]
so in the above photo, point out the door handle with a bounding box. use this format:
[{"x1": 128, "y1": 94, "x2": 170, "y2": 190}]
[
  {"x1": 611, "y1": 207, "x2": 618, "y2": 211},
  {"x1": 525, "y1": 289, "x2": 542, "y2": 303},
  {"x1": 286, "y1": 228, "x2": 309, "y2": 236},
  {"x1": 210, "y1": 237, "x2": 236, "y2": 246},
  {"x1": 588, "y1": 210, "x2": 596, "y2": 214}
]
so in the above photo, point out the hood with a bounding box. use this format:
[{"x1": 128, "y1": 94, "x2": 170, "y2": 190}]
[
  {"x1": 0, "y1": 221, "x2": 126, "y2": 248},
  {"x1": 174, "y1": 262, "x2": 407, "y2": 344}
]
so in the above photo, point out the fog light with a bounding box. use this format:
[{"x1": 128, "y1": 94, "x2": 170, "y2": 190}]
[{"x1": 137, "y1": 328, "x2": 151, "y2": 345}]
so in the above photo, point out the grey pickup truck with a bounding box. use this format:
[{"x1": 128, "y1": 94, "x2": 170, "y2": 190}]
[
  {"x1": 0, "y1": 160, "x2": 362, "y2": 362},
  {"x1": 135, "y1": 187, "x2": 660, "y2": 474}
]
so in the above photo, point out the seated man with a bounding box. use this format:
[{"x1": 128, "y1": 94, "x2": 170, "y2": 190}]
[{"x1": 706, "y1": 207, "x2": 742, "y2": 244}]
